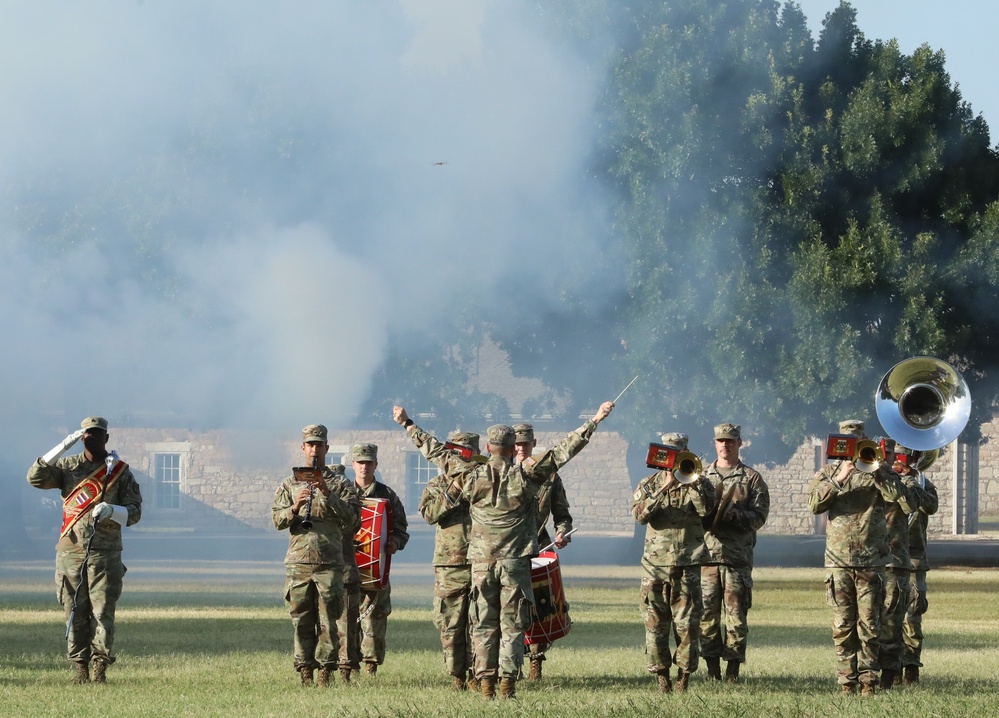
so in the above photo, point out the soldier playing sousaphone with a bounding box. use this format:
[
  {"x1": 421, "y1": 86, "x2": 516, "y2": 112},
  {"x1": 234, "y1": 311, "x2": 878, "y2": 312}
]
[{"x1": 26, "y1": 416, "x2": 143, "y2": 685}]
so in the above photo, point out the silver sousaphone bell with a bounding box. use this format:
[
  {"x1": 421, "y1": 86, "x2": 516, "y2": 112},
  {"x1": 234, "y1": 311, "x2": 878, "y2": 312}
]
[{"x1": 875, "y1": 357, "x2": 971, "y2": 451}]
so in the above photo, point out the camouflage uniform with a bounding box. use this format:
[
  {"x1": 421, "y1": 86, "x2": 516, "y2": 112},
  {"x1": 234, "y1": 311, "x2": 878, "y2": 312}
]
[
  {"x1": 405, "y1": 419, "x2": 598, "y2": 682},
  {"x1": 903, "y1": 474, "x2": 939, "y2": 677},
  {"x1": 879, "y1": 470, "x2": 923, "y2": 684},
  {"x1": 418, "y1": 432, "x2": 479, "y2": 683},
  {"x1": 26, "y1": 420, "x2": 143, "y2": 674},
  {"x1": 632, "y1": 434, "x2": 716, "y2": 681},
  {"x1": 272, "y1": 434, "x2": 362, "y2": 674},
  {"x1": 807, "y1": 422, "x2": 908, "y2": 692},
  {"x1": 517, "y1": 424, "x2": 575, "y2": 667},
  {"x1": 337, "y1": 525, "x2": 362, "y2": 674},
  {"x1": 700, "y1": 453, "x2": 769, "y2": 667},
  {"x1": 353, "y1": 476, "x2": 409, "y2": 668}
]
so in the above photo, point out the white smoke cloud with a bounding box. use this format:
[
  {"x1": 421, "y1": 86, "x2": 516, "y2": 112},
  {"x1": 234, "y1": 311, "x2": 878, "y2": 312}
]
[{"x1": 0, "y1": 0, "x2": 616, "y2": 441}]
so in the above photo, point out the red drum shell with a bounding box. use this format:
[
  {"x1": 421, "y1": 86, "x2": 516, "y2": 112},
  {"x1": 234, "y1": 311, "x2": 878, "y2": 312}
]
[
  {"x1": 525, "y1": 550, "x2": 570, "y2": 645},
  {"x1": 355, "y1": 498, "x2": 392, "y2": 589}
]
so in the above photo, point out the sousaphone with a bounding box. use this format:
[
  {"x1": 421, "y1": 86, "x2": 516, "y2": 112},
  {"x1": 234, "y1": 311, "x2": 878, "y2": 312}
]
[{"x1": 875, "y1": 357, "x2": 971, "y2": 451}]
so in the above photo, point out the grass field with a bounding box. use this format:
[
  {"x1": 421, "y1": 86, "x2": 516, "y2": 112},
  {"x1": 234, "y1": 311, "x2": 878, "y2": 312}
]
[{"x1": 2, "y1": 560, "x2": 998, "y2": 717}]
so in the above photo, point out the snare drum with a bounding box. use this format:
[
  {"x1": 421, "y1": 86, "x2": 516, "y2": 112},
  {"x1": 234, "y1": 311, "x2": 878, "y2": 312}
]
[
  {"x1": 355, "y1": 498, "x2": 393, "y2": 589},
  {"x1": 525, "y1": 550, "x2": 571, "y2": 645}
]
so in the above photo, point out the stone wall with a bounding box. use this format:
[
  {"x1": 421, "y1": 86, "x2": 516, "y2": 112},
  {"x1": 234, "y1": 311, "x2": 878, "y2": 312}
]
[{"x1": 108, "y1": 424, "x2": 995, "y2": 538}]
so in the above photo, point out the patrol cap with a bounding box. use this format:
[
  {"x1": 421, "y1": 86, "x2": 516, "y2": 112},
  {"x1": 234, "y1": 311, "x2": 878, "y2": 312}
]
[
  {"x1": 448, "y1": 431, "x2": 481, "y2": 454},
  {"x1": 352, "y1": 443, "x2": 378, "y2": 462},
  {"x1": 486, "y1": 424, "x2": 516, "y2": 447},
  {"x1": 301, "y1": 424, "x2": 328, "y2": 443},
  {"x1": 660, "y1": 432, "x2": 688, "y2": 450},
  {"x1": 839, "y1": 419, "x2": 865, "y2": 437},
  {"x1": 714, "y1": 423, "x2": 741, "y2": 441},
  {"x1": 512, "y1": 423, "x2": 535, "y2": 444},
  {"x1": 81, "y1": 416, "x2": 108, "y2": 433}
]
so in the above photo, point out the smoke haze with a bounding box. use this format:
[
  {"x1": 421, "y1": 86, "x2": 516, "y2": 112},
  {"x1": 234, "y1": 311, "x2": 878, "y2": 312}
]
[{"x1": 0, "y1": 1, "x2": 616, "y2": 450}]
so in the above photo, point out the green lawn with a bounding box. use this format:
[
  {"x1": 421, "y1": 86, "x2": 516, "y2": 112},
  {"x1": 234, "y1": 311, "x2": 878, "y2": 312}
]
[{"x1": 2, "y1": 561, "x2": 998, "y2": 717}]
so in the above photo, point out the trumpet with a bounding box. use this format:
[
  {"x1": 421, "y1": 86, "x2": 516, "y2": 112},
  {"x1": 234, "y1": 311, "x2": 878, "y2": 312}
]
[{"x1": 672, "y1": 451, "x2": 703, "y2": 485}]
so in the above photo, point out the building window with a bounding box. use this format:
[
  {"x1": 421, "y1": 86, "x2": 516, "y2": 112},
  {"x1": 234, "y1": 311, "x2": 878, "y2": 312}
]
[
  {"x1": 406, "y1": 451, "x2": 439, "y2": 513},
  {"x1": 154, "y1": 453, "x2": 182, "y2": 510}
]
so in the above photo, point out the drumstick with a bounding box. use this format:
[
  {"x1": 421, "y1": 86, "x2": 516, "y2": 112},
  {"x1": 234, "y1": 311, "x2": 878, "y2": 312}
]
[
  {"x1": 539, "y1": 527, "x2": 578, "y2": 553},
  {"x1": 612, "y1": 376, "x2": 639, "y2": 404}
]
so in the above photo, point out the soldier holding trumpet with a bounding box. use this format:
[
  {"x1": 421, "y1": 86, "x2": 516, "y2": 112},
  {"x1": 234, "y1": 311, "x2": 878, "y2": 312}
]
[
  {"x1": 807, "y1": 419, "x2": 908, "y2": 697},
  {"x1": 271, "y1": 424, "x2": 361, "y2": 688},
  {"x1": 632, "y1": 432, "x2": 716, "y2": 694}
]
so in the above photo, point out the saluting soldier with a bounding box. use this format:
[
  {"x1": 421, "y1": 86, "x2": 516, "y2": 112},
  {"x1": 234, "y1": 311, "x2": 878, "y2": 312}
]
[
  {"x1": 27, "y1": 416, "x2": 143, "y2": 685},
  {"x1": 512, "y1": 423, "x2": 574, "y2": 682},
  {"x1": 699, "y1": 423, "x2": 770, "y2": 684},
  {"x1": 419, "y1": 431, "x2": 480, "y2": 691},
  {"x1": 272, "y1": 424, "x2": 361, "y2": 687},
  {"x1": 632, "y1": 432, "x2": 716, "y2": 694},
  {"x1": 395, "y1": 401, "x2": 614, "y2": 700},
  {"x1": 807, "y1": 419, "x2": 908, "y2": 697}
]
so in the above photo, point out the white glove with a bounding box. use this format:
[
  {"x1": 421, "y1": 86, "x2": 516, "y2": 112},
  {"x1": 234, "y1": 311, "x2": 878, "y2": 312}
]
[
  {"x1": 42, "y1": 429, "x2": 85, "y2": 464},
  {"x1": 92, "y1": 502, "x2": 129, "y2": 526}
]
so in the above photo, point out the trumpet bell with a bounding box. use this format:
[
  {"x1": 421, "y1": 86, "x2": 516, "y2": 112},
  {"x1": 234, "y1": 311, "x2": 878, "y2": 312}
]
[
  {"x1": 854, "y1": 439, "x2": 885, "y2": 473},
  {"x1": 875, "y1": 357, "x2": 971, "y2": 451},
  {"x1": 673, "y1": 451, "x2": 702, "y2": 485}
]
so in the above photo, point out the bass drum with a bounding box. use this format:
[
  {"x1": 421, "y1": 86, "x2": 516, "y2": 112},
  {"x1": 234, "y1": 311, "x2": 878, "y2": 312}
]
[{"x1": 355, "y1": 498, "x2": 392, "y2": 589}]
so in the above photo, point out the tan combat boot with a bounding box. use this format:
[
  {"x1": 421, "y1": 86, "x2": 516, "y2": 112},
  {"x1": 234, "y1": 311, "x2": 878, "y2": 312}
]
[
  {"x1": 499, "y1": 676, "x2": 517, "y2": 699},
  {"x1": 529, "y1": 657, "x2": 543, "y2": 681},
  {"x1": 317, "y1": 666, "x2": 334, "y2": 688},
  {"x1": 841, "y1": 684, "x2": 855, "y2": 696},
  {"x1": 860, "y1": 684, "x2": 876, "y2": 698},
  {"x1": 299, "y1": 666, "x2": 315, "y2": 687},
  {"x1": 91, "y1": 660, "x2": 107, "y2": 684},
  {"x1": 480, "y1": 677, "x2": 496, "y2": 699},
  {"x1": 674, "y1": 669, "x2": 689, "y2": 693},
  {"x1": 364, "y1": 662, "x2": 377, "y2": 677},
  {"x1": 339, "y1": 667, "x2": 352, "y2": 684},
  {"x1": 466, "y1": 669, "x2": 479, "y2": 693},
  {"x1": 452, "y1": 674, "x2": 467, "y2": 691},
  {"x1": 705, "y1": 657, "x2": 722, "y2": 681},
  {"x1": 903, "y1": 666, "x2": 919, "y2": 686},
  {"x1": 656, "y1": 670, "x2": 672, "y2": 693},
  {"x1": 725, "y1": 661, "x2": 740, "y2": 684},
  {"x1": 71, "y1": 662, "x2": 90, "y2": 685}
]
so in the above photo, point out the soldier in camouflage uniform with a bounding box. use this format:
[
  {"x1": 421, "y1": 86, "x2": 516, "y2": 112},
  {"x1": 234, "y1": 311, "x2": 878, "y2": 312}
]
[
  {"x1": 336, "y1": 515, "x2": 362, "y2": 683},
  {"x1": 272, "y1": 424, "x2": 362, "y2": 688},
  {"x1": 419, "y1": 431, "x2": 480, "y2": 691},
  {"x1": 807, "y1": 419, "x2": 908, "y2": 697},
  {"x1": 878, "y1": 442, "x2": 928, "y2": 689},
  {"x1": 699, "y1": 423, "x2": 769, "y2": 685},
  {"x1": 347, "y1": 443, "x2": 410, "y2": 676},
  {"x1": 632, "y1": 431, "x2": 716, "y2": 694},
  {"x1": 895, "y1": 445, "x2": 939, "y2": 687},
  {"x1": 394, "y1": 400, "x2": 615, "y2": 700},
  {"x1": 27, "y1": 416, "x2": 142, "y2": 685},
  {"x1": 512, "y1": 423, "x2": 574, "y2": 682}
]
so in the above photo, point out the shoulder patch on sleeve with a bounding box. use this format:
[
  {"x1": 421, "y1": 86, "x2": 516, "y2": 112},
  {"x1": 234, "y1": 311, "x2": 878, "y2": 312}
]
[{"x1": 524, "y1": 456, "x2": 537, "y2": 467}]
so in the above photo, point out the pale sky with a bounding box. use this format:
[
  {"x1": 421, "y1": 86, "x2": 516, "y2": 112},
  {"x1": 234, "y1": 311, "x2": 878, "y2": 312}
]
[{"x1": 796, "y1": 1, "x2": 998, "y2": 138}]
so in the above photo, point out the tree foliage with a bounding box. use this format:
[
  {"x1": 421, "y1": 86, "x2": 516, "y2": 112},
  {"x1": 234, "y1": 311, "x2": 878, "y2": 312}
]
[{"x1": 596, "y1": 0, "x2": 999, "y2": 459}]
